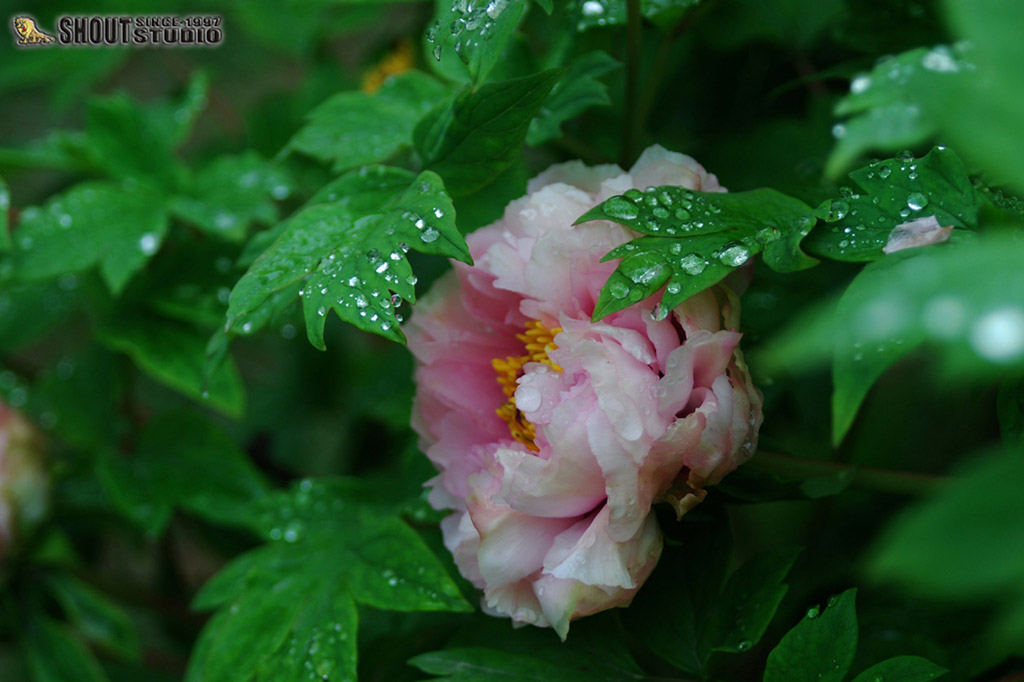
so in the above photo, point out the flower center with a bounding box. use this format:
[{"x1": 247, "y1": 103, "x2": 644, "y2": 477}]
[{"x1": 491, "y1": 320, "x2": 562, "y2": 452}]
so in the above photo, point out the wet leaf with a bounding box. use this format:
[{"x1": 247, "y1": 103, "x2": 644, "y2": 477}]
[
  {"x1": 228, "y1": 167, "x2": 469, "y2": 348},
  {"x1": 764, "y1": 589, "x2": 858, "y2": 682},
  {"x1": 576, "y1": 185, "x2": 818, "y2": 320},
  {"x1": 806, "y1": 147, "x2": 978, "y2": 262},
  {"x1": 187, "y1": 479, "x2": 470, "y2": 682},
  {"x1": 12, "y1": 182, "x2": 169, "y2": 295}
]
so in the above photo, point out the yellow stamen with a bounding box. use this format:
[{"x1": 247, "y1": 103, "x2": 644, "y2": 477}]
[{"x1": 491, "y1": 320, "x2": 562, "y2": 452}]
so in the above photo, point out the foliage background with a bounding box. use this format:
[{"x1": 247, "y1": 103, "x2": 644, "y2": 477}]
[{"x1": 0, "y1": 0, "x2": 1022, "y2": 681}]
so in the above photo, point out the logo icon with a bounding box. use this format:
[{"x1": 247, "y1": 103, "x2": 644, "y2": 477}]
[{"x1": 12, "y1": 15, "x2": 56, "y2": 45}]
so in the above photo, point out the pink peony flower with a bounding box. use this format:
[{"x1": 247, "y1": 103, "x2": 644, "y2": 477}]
[
  {"x1": 0, "y1": 402, "x2": 48, "y2": 562},
  {"x1": 407, "y1": 146, "x2": 763, "y2": 638}
]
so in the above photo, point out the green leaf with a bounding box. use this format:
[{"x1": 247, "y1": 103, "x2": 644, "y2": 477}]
[
  {"x1": 826, "y1": 45, "x2": 971, "y2": 177},
  {"x1": 623, "y1": 513, "x2": 732, "y2": 675},
  {"x1": 410, "y1": 646, "x2": 641, "y2": 682},
  {"x1": 85, "y1": 93, "x2": 186, "y2": 190},
  {"x1": 300, "y1": 170, "x2": 468, "y2": 347},
  {"x1": 0, "y1": 280, "x2": 79, "y2": 353},
  {"x1": 415, "y1": 69, "x2": 563, "y2": 196},
  {"x1": 32, "y1": 345, "x2": 120, "y2": 454},
  {"x1": 97, "y1": 317, "x2": 246, "y2": 418},
  {"x1": 527, "y1": 51, "x2": 619, "y2": 145},
  {"x1": 870, "y1": 451, "x2": 1024, "y2": 600},
  {"x1": 288, "y1": 71, "x2": 449, "y2": 172},
  {"x1": 24, "y1": 617, "x2": 110, "y2": 682},
  {"x1": 998, "y1": 368, "x2": 1024, "y2": 448},
  {"x1": 148, "y1": 70, "x2": 210, "y2": 148},
  {"x1": 0, "y1": 176, "x2": 10, "y2": 252},
  {"x1": 42, "y1": 572, "x2": 139, "y2": 662},
  {"x1": 426, "y1": 0, "x2": 527, "y2": 84},
  {"x1": 848, "y1": 656, "x2": 947, "y2": 682},
  {"x1": 228, "y1": 166, "x2": 417, "y2": 332},
  {"x1": 932, "y1": 1, "x2": 1024, "y2": 194},
  {"x1": 170, "y1": 152, "x2": 293, "y2": 242},
  {"x1": 764, "y1": 589, "x2": 858, "y2": 682},
  {"x1": 12, "y1": 182, "x2": 169, "y2": 294},
  {"x1": 706, "y1": 548, "x2": 802, "y2": 656},
  {"x1": 98, "y1": 410, "x2": 268, "y2": 534},
  {"x1": 230, "y1": 167, "x2": 470, "y2": 348},
  {"x1": 576, "y1": 185, "x2": 818, "y2": 320},
  {"x1": 187, "y1": 479, "x2": 470, "y2": 682},
  {"x1": 410, "y1": 616, "x2": 649, "y2": 681},
  {"x1": 806, "y1": 147, "x2": 978, "y2": 262},
  {"x1": 759, "y1": 236, "x2": 1024, "y2": 444},
  {"x1": 574, "y1": 0, "x2": 700, "y2": 32}
]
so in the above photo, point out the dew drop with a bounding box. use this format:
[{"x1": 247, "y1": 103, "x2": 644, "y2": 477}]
[
  {"x1": 608, "y1": 281, "x2": 629, "y2": 299},
  {"x1": 906, "y1": 192, "x2": 928, "y2": 211},
  {"x1": 719, "y1": 244, "x2": 750, "y2": 267},
  {"x1": 602, "y1": 196, "x2": 639, "y2": 220},
  {"x1": 850, "y1": 75, "x2": 871, "y2": 94},
  {"x1": 679, "y1": 253, "x2": 706, "y2": 275},
  {"x1": 421, "y1": 227, "x2": 440, "y2": 242}
]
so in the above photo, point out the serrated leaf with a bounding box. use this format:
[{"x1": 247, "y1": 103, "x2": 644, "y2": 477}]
[
  {"x1": 827, "y1": 45, "x2": 971, "y2": 177},
  {"x1": 848, "y1": 656, "x2": 948, "y2": 682},
  {"x1": 706, "y1": 548, "x2": 802, "y2": 656},
  {"x1": 85, "y1": 93, "x2": 187, "y2": 190},
  {"x1": 415, "y1": 68, "x2": 563, "y2": 196},
  {"x1": 806, "y1": 147, "x2": 978, "y2": 262},
  {"x1": 228, "y1": 166, "x2": 417, "y2": 332},
  {"x1": 24, "y1": 617, "x2": 110, "y2": 682},
  {"x1": 12, "y1": 182, "x2": 169, "y2": 294},
  {"x1": 288, "y1": 71, "x2": 449, "y2": 172},
  {"x1": 97, "y1": 317, "x2": 245, "y2": 418},
  {"x1": 42, "y1": 572, "x2": 139, "y2": 662},
  {"x1": 98, "y1": 410, "x2": 268, "y2": 535},
  {"x1": 527, "y1": 51, "x2": 619, "y2": 145},
  {"x1": 576, "y1": 185, "x2": 817, "y2": 320},
  {"x1": 230, "y1": 168, "x2": 469, "y2": 348},
  {"x1": 300, "y1": 170, "x2": 467, "y2": 347},
  {"x1": 170, "y1": 152, "x2": 293, "y2": 242},
  {"x1": 426, "y1": 0, "x2": 527, "y2": 84},
  {"x1": 188, "y1": 479, "x2": 470, "y2": 682},
  {"x1": 764, "y1": 589, "x2": 858, "y2": 682}
]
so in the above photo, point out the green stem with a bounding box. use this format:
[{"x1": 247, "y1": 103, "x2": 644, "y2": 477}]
[
  {"x1": 749, "y1": 450, "x2": 949, "y2": 496},
  {"x1": 620, "y1": 0, "x2": 643, "y2": 167}
]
